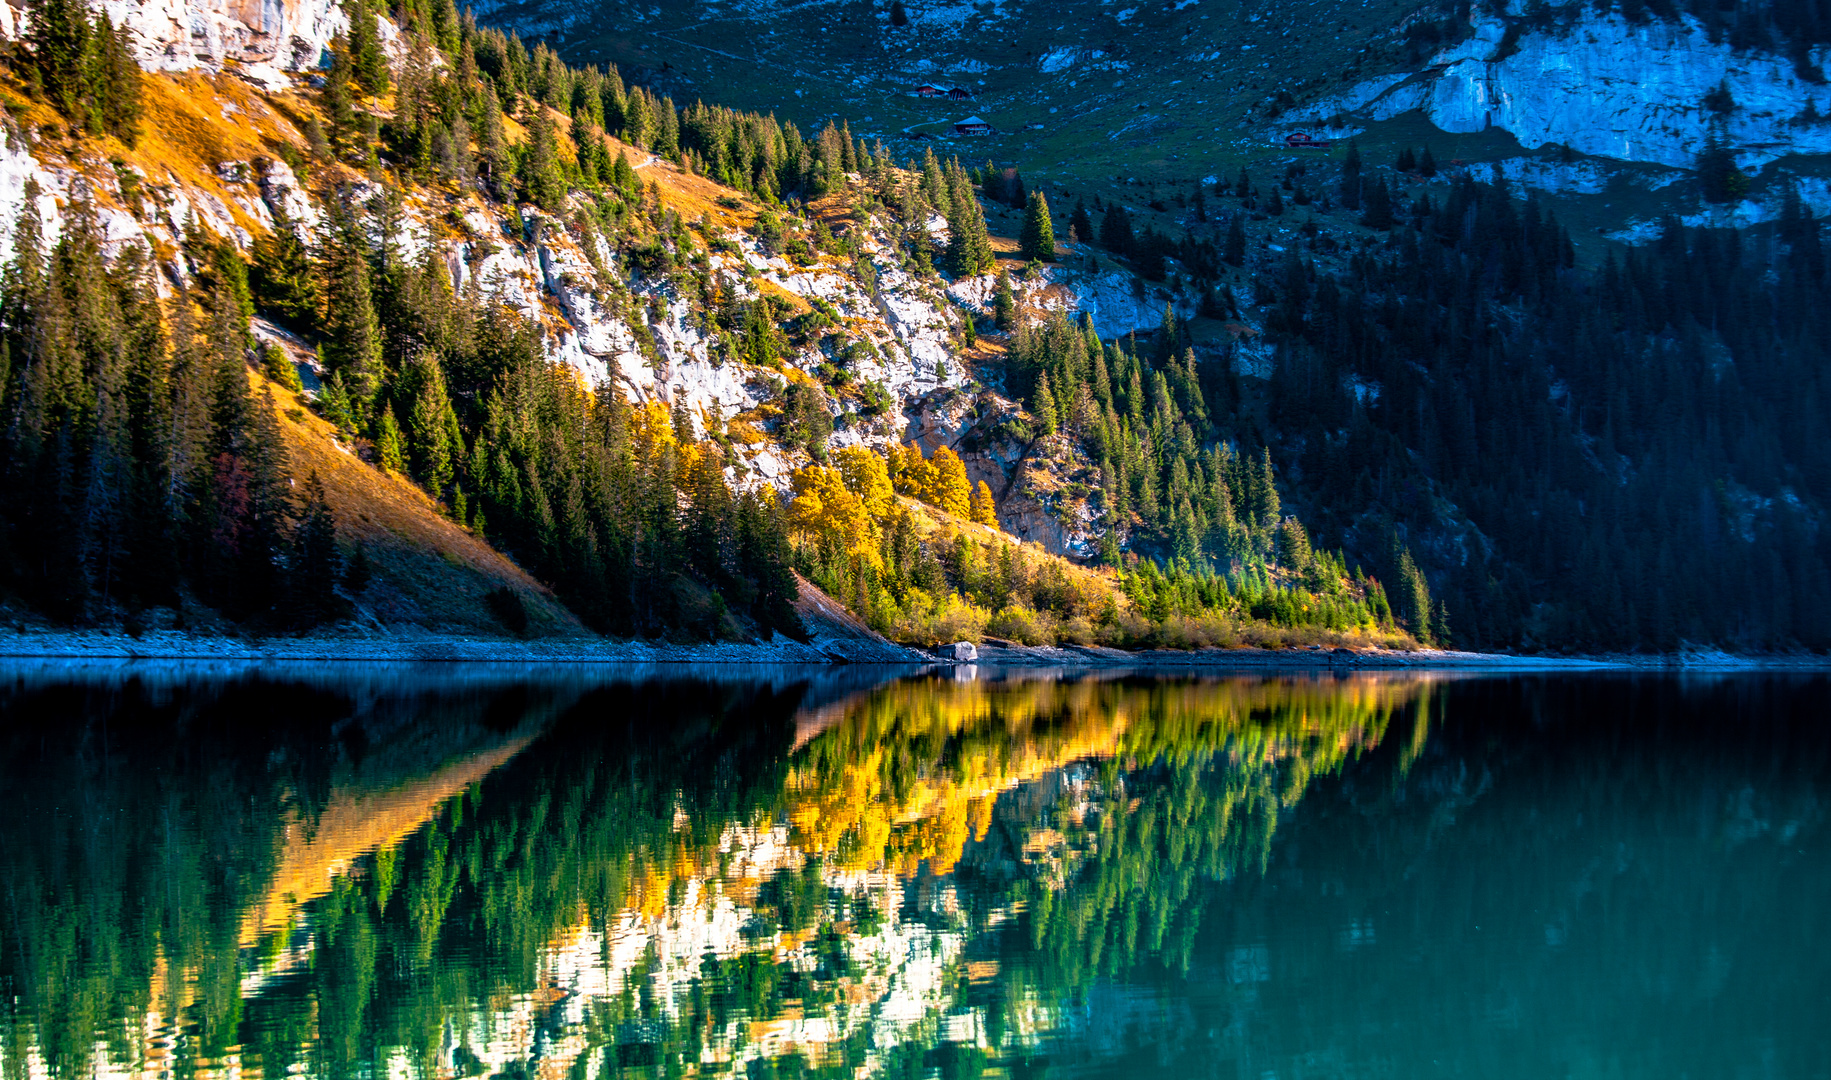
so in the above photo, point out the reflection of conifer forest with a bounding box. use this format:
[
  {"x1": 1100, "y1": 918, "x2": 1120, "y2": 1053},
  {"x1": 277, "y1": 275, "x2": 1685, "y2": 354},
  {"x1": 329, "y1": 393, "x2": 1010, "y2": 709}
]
[{"x1": 1, "y1": 670, "x2": 1824, "y2": 1080}]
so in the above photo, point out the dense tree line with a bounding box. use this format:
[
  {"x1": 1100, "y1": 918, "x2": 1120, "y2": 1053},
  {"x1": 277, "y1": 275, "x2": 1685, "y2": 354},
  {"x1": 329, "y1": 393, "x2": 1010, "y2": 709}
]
[
  {"x1": 1261, "y1": 169, "x2": 1831, "y2": 649},
  {"x1": 0, "y1": 195, "x2": 343, "y2": 627},
  {"x1": 15, "y1": 0, "x2": 143, "y2": 143},
  {"x1": 785, "y1": 437, "x2": 1407, "y2": 646},
  {"x1": 261, "y1": 177, "x2": 804, "y2": 640},
  {"x1": 1002, "y1": 310, "x2": 1425, "y2": 640},
  {"x1": 0, "y1": 0, "x2": 823, "y2": 638}
]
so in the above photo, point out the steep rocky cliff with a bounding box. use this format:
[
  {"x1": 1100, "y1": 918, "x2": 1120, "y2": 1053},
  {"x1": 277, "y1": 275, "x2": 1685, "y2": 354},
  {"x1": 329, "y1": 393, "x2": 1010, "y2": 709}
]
[
  {"x1": 0, "y1": 0, "x2": 1114, "y2": 567},
  {"x1": 1288, "y1": 1, "x2": 1831, "y2": 210},
  {"x1": 0, "y1": 0, "x2": 361, "y2": 88}
]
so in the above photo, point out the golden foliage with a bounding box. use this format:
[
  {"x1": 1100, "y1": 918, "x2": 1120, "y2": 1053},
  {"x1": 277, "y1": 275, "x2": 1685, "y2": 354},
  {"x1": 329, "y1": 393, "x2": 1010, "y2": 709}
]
[
  {"x1": 836, "y1": 446, "x2": 895, "y2": 517},
  {"x1": 930, "y1": 446, "x2": 972, "y2": 518},
  {"x1": 969, "y1": 479, "x2": 998, "y2": 526},
  {"x1": 783, "y1": 674, "x2": 1435, "y2": 876},
  {"x1": 789, "y1": 463, "x2": 880, "y2": 567}
]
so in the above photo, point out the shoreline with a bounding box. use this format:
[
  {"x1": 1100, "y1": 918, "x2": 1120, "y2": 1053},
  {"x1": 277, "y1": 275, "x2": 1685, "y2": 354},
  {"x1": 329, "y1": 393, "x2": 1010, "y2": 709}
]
[{"x1": 0, "y1": 628, "x2": 1824, "y2": 670}]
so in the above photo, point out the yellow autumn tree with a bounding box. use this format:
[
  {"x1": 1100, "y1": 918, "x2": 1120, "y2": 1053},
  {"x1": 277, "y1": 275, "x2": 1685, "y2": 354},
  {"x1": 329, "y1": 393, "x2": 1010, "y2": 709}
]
[
  {"x1": 930, "y1": 446, "x2": 973, "y2": 518},
  {"x1": 836, "y1": 445, "x2": 895, "y2": 517},
  {"x1": 970, "y1": 480, "x2": 998, "y2": 527},
  {"x1": 890, "y1": 442, "x2": 934, "y2": 498},
  {"x1": 789, "y1": 463, "x2": 880, "y2": 566}
]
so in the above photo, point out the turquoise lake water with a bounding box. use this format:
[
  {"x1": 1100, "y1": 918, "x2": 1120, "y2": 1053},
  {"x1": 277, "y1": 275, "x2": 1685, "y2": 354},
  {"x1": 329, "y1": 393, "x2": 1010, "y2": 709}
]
[{"x1": 1, "y1": 664, "x2": 1825, "y2": 1079}]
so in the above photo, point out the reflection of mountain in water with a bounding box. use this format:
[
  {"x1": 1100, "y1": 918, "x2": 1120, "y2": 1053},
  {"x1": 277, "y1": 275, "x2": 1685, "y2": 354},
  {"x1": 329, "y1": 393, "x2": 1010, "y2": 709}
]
[
  {"x1": 24, "y1": 671, "x2": 1821, "y2": 1080},
  {"x1": 0, "y1": 666, "x2": 1431, "y2": 1080}
]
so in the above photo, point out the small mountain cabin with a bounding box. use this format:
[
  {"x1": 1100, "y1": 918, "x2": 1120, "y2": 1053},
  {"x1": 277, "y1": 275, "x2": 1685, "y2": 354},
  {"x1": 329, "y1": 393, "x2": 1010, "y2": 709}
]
[
  {"x1": 953, "y1": 116, "x2": 993, "y2": 135},
  {"x1": 916, "y1": 84, "x2": 947, "y2": 97},
  {"x1": 947, "y1": 86, "x2": 974, "y2": 100},
  {"x1": 1285, "y1": 131, "x2": 1332, "y2": 149}
]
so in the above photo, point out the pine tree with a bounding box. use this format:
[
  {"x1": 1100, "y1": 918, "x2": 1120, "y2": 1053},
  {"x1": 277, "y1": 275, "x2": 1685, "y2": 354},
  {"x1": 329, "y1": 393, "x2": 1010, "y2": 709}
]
[
  {"x1": 320, "y1": 35, "x2": 358, "y2": 153},
  {"x1": 993, "y1": 268, "x2": 1015, "y2": 330},
  {"x1": 1359, "y1": 176, "x2": 1395, "y2": 229},
  {"x1": 1020, "y1": 191, "x2": 1056, "y2": 262},
  {"x1": 376, "y1": 404, "x2": 406, "y2": 472},
  {"x1": 1340, "y1": 140, "x2": 1362, "y2": 210},
  {"x1": 290, "y1": 471, "x2": 343, "y2": 626},
  {"x1": 319, "y1": 200, "x2": 385, "y2": 416},
  {"x1": 23, "y1": 0, "x2": 89, "y2": 123},
  {"x1": 92, "y1": 15, "x2": 143, "y2": 144},
  {"x1": 623, "y1": 87, "x2": 653, "y2": 147},
  {"x1": 945, "y1": 167, "x2": 993, "y2": 277},
  {"x1": 1070, "y1": 200, "x2": 1094, "y2": 245},
  {"x1": 406, "y1": 354, "x2": 455, "y2": 495},
  {"x1": 319, "y1": 370, "x2": 356, "y2": 435},
  {"x1": 1250, "y1": 447, "x2": 1280, "y2": 535},
  {"x1": 1697, "y1": 131, "x2": 1741, "y2": 204},
  {"x1": 1100, "y1": 203, "x2": 1133, "y2": 253},
  {"x1": 524, "y1": 108, "x2": 568, "y2": 212},
  {"x1": 1224, "y1": 212, "x2": 1246, "y2": 266},
  {"x1": 347, "y1": 0, "x2": 390, "y2": 96},
  {"x1": 1391, "y1": 538, "x2": 1433, "y2": 643},
  {"x1": 249, "y1": 210, "x2": 319, "y2": 329},
  {"x1": 1419, "y1": 144, "x2": 1437, "y2": 177},
  {"x1": 1033, "y1": 373, "x2": 1058, "y2": 436}
]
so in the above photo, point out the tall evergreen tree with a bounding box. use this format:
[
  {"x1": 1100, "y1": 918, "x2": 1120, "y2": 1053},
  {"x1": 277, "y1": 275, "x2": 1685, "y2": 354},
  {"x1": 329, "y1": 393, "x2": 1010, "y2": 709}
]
[
  {"x1": 1224, "y1": 212, "x2": 1246, "y2": 266},
  {"x1": 319, "y1": 35, "x2": 358, "y2": 153},
  {"x1": 347, "y1": 0, "x2": 391, "y2": 96},
  {"x1": 23, "y1": 0, "x2": 89, "y2": 122},
  {"x1": 1100, "y1": 203, "x2": 1133, "y2": 254},
  {"x1": 318, "y1": 199, "x2": 385, "y2": 416},
  {"x1": 91, "y1": 15, "x2": 143, "y2": 144},
  {"x1": 524, "y1": 109, "x2": 568, "y2": 212},
  {"x1": 1340, "y1": 140, "x2": 1362, "y2": 210},
  {"x1": 1020, "y1": 191, "x2": 1056, "y2": 262}
]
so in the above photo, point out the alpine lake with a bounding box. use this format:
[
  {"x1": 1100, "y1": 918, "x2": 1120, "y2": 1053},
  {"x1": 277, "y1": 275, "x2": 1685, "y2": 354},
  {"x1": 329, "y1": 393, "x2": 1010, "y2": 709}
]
[{"x1": 1, "y1": 662, "x2": 1826, "y2": 1080}]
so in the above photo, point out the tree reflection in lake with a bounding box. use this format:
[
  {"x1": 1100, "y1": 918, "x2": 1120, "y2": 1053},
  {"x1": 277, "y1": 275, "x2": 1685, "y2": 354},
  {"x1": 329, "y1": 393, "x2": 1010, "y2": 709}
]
[{"x1": 0, "y1": 666, "x2": 1824, "y2": 1080}]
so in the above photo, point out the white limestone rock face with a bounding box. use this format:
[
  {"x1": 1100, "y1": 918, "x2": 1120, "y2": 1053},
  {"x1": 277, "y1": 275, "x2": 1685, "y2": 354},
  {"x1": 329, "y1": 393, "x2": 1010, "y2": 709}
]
[
  {"x1": 0, "y1": 0, "x2": 399, "y2": 91},
  {"x1": 0, "y1": 137, "x2": 64, "y2": 258},
  {"x1": 1294, "y1": 3, "x2": 1831, "y2": 171}
]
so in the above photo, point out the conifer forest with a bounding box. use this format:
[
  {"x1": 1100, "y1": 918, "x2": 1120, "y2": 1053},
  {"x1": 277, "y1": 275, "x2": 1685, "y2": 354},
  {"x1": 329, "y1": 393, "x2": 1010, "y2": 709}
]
[{"x1": 0, "y1": 0, "x2": 1827, "y2": 654}]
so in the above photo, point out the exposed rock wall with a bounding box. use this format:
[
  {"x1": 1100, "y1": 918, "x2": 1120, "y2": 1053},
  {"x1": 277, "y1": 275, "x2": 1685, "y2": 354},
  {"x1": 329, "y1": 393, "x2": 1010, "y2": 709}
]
[
  {"x1": 0, "y1": 0, "x2": 380, "y2": 90},
  {"x1": 1290, "y1": 3, "x2": 1831, "y2": 171}
]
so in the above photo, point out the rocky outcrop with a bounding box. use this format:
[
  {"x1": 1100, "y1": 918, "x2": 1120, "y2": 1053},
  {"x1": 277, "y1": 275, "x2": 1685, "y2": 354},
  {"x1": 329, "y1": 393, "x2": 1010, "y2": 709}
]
[
  {"x1": 0, "y1": 0, "x2": 371, "y2": 90},
  {"x1": 995, "y1": 434, "x2": 1103, "y2": 558},
  {"x1": 1291, "y1": 3, "x2": 1831, "y2": 172}
]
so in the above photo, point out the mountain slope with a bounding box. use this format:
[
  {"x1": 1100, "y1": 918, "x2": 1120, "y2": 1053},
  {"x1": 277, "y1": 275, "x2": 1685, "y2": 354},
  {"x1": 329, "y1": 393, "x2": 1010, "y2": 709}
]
[
  {"x1": 2, "y1": 0, "x2": 1826, "y2": 653},
  {"x1": 522, "y1": 0, "x2": 1831, "y2": 236}
]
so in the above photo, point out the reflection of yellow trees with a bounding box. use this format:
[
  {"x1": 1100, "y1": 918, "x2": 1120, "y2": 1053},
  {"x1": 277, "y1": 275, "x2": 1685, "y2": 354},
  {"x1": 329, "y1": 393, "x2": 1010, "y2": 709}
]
[{"x1": 782, "y1": 675, "x2": 1434, "y2": 877}]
